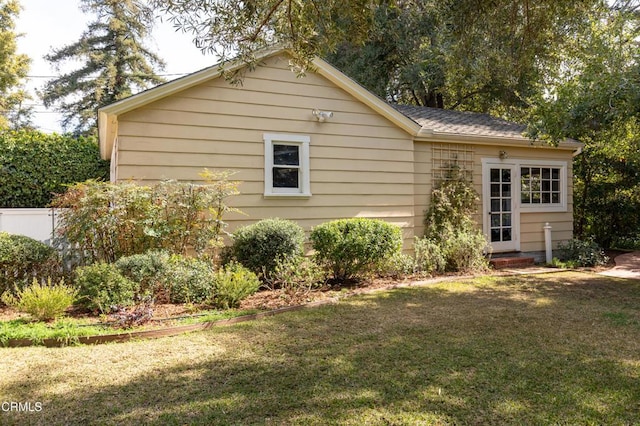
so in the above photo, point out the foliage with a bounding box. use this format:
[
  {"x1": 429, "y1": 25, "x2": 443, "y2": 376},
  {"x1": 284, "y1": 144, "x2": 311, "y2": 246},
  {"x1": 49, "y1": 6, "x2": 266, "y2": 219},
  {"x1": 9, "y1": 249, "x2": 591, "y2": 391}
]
[
  {"x1": 41, "y1": 0, "x2": 165, "y2": 133},
  {"x1": 151, "y1": 0, "x2": 374, "y2": 78},
  {"x1": 0, "y1": 129, "x2": 109, "y2": 208},
  {"x1": 114, "y1": 250, "x2": 170, "y2": 300},
  {"x1": 1, "y1": 277, "x2": 77, "y2": 321},
  {"x1": 73, "y1": 262, "x2": 137, "y2": 313},
  {"x1": 270, "y1": 255, "x2": 325, "y2": 292},
  {"x1": 557, "y1": 239, "x2": 609, "y2": 267},
  {"x1": 0, "y1": 0, "x2": 32, "y2": 129},
  {"x1": 163, "y1": 255, "x2": 215, "y2": 304},
  {"x1": 311, "y1": 218, "x2": 403, "y2": 281},
  {"x1": 211, "y1": 261, "x2": 260, "y2": 309},
  {"x1": 424, "y1": 173, "x2": 490, "y2": 272},
  {"x1": 110, "y1": 297, "x2": 154, "y2": 329},
  {"x1": 52, "y1": 170, "x2": 241, "y2": 264},
  {"x1": 377, "y1": 252, "x2": 416, "y2": 279},
  {"x1": 0, "y1": 232, "x2": 61, "y2": 297},
  {"x1": 414, "y1": 237, "x2": 446, "y2": 275},
  {"x1": 526, "y1": 4, "x2": 640, "y2": 247},
  {"x1": 229, "y1": 218, "x2": 305, "y2": 278}
]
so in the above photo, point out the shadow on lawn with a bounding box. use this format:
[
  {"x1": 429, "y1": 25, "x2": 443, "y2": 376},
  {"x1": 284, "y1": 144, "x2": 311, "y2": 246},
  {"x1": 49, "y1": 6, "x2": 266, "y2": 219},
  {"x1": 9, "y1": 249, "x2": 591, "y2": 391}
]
[{"x1": 2, "y1": 273, "x2": 640, "y2": 425}]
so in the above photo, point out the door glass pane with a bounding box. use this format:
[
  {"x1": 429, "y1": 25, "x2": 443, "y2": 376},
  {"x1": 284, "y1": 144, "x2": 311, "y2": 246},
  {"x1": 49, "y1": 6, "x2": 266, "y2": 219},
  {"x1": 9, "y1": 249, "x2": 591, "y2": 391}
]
[
  {"x1": 502, "y1": 169, "x2": 511, "y2": 182},
  {"x1": 502, "y1": 199, "x2": 511, "y2": 212},
  {"x1": 502, "y1": 228, "x2": 512, "y2": 241},
  {"x1": 273, "y1": 145, "x2": 299, "y2": 166},
  {"x1": 502, "y1": 184, "x2": 511, "y2": 197},
  {"x1": 491, "y1": 169, "x2": 500, "y2": 181},
  {"x1": 491, "y1": 229, "x2": 501, "y2": 242},
  {"x1": 491, "y1": 184, "x2": 500, "y2": 197},
  {"x1": 502, "y1": 214, "x2": 511, "y2": 226},
  {"x1": 491, "y1": 214, "x2": 500, "y2": 227},
  {"x1": 273, "y1": 168, "x2": 299, "y2": 188},
  {"x1": 491, "y1": 199, "x2": 500, "y2": 212}
]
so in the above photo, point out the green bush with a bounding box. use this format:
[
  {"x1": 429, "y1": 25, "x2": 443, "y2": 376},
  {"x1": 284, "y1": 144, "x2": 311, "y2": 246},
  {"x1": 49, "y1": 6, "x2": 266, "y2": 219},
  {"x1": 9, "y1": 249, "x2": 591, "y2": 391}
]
[
  {"x1": 74, "y1": 262, "x2": 137, "y2": 313},
  {"x1": 557, "y1": 239, "x2": 609, "y2": 267},
  {"x1": 52, "y1": 170, "x2": 241, "y2": 264},
  {"x1": 230, "y1": 218, "x2": 306, "y2": 278},
  {"x1": 270, "y1": 255, "x2": 326, "y2": 292},
  {"x1": 1, "y1": 277, "x2": 77, "y2": 321},
  {"x1": 0, "y1": 129, "x2": 109, "y2": 208},
  {"x1": 441, "y1": 229, "x2": 490, "y2": 272},
  {"x1": 0, "y1": 232, "x2": 61, "y2": 297},
  {"x1": 423, "y1": 171, "x2": 490, "y2": 273},
  {"x1": 414, "y1": 237, "x2": 446, "y2": 275},
  {"x1": 115, "y1": 251, "x2": 171, "y2": 300},
  {"x1": 211, "y1": 262, "x2": 260, "y2": 309},
  {"x1": 311, "y1": 218, "x2": 403, "y2": 281},
  {"x1": 377, "y1": 252, "x2": 416, "y2": 278},
  {"x1": 164, "y1": 255, "x2": 215, "y2": 304}
]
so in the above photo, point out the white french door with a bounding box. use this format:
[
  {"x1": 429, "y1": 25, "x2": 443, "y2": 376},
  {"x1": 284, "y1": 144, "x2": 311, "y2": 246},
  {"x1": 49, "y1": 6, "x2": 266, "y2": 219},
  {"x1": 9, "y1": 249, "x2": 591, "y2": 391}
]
[{"x1": 482, "y1": 162, "x2": 520, "y2": 252}]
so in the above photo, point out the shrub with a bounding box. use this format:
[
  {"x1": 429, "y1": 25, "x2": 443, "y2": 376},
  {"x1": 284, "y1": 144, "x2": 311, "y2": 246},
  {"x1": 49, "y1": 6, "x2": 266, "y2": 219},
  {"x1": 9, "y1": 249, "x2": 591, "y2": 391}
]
[
  {"x1": 557, "y1": 239, "x2": 609, "y2": 267},
  {"x1": 0, "y1": 129, "x2": 109, "y2": 208},
  {"x1": 378, "y1": 252, "x2": 416, "y2": 278},
  {"x1": 211, "y1": 262, "x2": 260, "y2": 309},
  {"x1": 1, "y1": 277, "x2": 77, "y2": 321},
  {"x1": 74, "y1": 262, "x2": 137, "y2": 313},
  {"x1": 270, "y1": 255, "x2": 326, "y2": 292},
  {"x1": 441, "y1": 229, "x2": 490, "y2": 272},
  {"x1": 52, "y1": 170, "x2": 241, "y2": 264},
  {"x1": 423, "y1": 171, "x2": 490, "y2": 273},
  {"x1": 0, "y1": 232, "x2": 61, "y2": 297},
  {"x1": 311, "y1": 218, "x2": 403, "y2": 281},
  {"x1": 164, "y1": 255, "x2": 215, "y2": 304},
  {"x1": 414, "y1": 237, "x2": 446, "y2": 275},
  {"x1": 115, "y1": 251, "x2": 171, "y2": 300},
  {"x1": 230, "y1": 218, "x2": 305, "y2": 278}
]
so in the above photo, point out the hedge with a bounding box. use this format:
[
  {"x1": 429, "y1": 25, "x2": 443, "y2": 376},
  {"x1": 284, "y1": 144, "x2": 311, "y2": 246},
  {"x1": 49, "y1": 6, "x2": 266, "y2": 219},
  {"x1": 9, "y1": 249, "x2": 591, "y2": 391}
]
[{"x1": 0, "y1": 129, "x2": 109, "y2": 208}]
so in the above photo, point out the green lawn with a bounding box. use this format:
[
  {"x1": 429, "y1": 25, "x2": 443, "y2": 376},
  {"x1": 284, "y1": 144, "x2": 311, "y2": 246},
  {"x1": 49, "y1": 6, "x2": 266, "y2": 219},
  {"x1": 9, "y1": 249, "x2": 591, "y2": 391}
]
[{"x1": 1, "y1": 271, "x2": 639, "y2": 425}]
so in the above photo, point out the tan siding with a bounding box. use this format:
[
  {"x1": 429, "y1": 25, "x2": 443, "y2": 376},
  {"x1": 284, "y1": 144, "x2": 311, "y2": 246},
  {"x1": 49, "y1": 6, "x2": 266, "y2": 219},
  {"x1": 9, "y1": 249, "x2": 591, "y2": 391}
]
[
  {"x1": 116, "y1": 54, "x2": 416, "y2": 248},
  {"x1": 413, "y1": 141, "x2": 576, "y2": 252}
]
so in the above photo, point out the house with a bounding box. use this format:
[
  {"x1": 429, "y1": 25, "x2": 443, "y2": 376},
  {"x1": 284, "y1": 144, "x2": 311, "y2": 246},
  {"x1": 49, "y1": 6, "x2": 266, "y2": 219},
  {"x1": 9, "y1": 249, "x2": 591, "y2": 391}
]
[{"x1": 98, "y1": 48, "x2": 582, "y2": 257}]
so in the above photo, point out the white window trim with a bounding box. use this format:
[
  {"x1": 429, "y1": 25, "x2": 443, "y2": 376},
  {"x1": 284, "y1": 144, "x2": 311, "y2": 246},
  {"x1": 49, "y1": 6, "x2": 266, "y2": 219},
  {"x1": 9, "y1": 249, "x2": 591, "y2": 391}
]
[
  {"x1": 517, "y1": 159, "x2": 568, "y2": 213},
  {"x1": 483, "y1": 158, "x2": 568, "y2": 213},
  {"x1": 263, "y1": 133, "x2": 311, "y2": 198}
]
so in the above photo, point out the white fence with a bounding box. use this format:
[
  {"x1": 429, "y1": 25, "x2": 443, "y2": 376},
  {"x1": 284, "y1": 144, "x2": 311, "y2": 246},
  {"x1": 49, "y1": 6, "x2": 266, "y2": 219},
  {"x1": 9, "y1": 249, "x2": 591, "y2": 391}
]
[{"x1": 0, "y1": 208, "x2": 59, "y2": 244}]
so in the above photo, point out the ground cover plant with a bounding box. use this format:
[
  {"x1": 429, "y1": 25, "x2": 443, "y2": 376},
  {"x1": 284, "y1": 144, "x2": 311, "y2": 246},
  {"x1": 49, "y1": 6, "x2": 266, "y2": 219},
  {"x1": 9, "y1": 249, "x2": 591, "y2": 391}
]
[{"x1": 1, "y1": 271, "x2": 638, "y2": 425}]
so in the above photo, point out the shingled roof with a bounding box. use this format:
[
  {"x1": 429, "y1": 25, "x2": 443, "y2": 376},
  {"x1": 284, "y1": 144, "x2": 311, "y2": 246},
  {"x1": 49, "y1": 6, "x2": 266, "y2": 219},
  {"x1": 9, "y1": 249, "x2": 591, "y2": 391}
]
[{"x1": 393, "y1": 104, "x2": 529, "y2": 140}]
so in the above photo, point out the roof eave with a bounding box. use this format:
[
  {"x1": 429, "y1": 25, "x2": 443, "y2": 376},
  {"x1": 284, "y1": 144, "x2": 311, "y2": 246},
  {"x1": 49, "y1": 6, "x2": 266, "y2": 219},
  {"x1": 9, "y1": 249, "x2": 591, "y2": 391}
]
[
  {"x1": 415, "y1": 130, "x2": 583, "y2": 152},
  {"x1": 312, "y1": 57, "x2": 421, "y2": 136}
]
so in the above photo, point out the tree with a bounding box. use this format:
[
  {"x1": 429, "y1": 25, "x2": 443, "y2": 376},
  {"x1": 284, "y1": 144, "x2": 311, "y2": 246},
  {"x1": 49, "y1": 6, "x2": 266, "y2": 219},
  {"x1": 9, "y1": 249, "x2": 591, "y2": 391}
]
[
  {"x1": 527, "y1": 1, "x2": 640, "y2": 247},
  {"x1": 41, "y1": 0, "x2": 165, "y2": 134},
  {"x1": 0, "y1": 0, "x2": 32, "y2": 129},
  {"x1": 153, "y1": 0, "x2": 602, "y2": 119}
]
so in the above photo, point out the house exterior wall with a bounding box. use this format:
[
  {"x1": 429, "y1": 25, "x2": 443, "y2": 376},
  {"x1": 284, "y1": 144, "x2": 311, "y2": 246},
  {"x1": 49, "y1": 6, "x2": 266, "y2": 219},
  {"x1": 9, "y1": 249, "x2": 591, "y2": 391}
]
[
  {"x1": 114, "y1": 54, "x2": 416, "y2": 248},
  {"x1": 414, "y1": 141, "x2": 575, "y2": 252}
]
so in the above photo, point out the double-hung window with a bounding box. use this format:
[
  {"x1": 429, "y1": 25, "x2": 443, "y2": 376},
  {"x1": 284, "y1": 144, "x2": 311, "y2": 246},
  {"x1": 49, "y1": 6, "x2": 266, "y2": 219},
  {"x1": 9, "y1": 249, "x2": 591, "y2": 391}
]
[{"x1": 263, "y1": 133, "x2": 311, "y2": 197}]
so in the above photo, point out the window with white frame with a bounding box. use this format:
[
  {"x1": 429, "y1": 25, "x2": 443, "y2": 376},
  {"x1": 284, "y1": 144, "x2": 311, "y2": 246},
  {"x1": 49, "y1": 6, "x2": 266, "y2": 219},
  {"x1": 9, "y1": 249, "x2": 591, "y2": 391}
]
[
  {"x1": 263, "y1": 133, "x2": 311, "y2": 197},
  {"x1": 518, "y1": 161, "x2": 567, "y2": 212}
]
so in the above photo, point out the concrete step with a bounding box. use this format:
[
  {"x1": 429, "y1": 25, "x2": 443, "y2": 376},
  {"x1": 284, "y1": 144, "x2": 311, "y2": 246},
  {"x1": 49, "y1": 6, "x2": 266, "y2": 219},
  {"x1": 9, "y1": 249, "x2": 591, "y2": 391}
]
[{"x1": 489, "y1": 256, "x2": 536, "y2": 269}]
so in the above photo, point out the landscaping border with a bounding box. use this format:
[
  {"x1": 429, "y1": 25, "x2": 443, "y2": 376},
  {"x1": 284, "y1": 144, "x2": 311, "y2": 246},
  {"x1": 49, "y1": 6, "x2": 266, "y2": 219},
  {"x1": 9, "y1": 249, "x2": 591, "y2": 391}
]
[{"x1": 5, "y1": 267, "x2": 571, "y2": 348}]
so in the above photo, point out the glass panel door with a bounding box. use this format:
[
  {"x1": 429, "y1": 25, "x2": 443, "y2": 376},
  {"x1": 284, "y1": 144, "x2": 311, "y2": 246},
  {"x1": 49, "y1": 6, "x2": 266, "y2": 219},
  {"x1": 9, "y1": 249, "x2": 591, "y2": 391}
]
[{"x1": 485, "y1": 164, "x2": 518, "y2": 252}]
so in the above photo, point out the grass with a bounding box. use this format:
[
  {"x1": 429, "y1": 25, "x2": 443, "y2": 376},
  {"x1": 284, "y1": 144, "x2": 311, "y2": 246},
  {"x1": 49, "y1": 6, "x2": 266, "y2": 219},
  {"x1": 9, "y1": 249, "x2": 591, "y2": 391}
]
[
  {"x1": 1, "y1": 271, "x2": 639, "y2": 425},
  {"x1": 0, "y1": 308, "x2": 259, "y2": 346}
]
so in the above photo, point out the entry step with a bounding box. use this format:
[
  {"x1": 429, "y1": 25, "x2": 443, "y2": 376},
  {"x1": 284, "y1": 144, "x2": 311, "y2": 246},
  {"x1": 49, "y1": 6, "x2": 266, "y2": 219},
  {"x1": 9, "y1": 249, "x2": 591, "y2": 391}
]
[{"x1": 489, "y1": 256, "x2": 535, "y2": 269}]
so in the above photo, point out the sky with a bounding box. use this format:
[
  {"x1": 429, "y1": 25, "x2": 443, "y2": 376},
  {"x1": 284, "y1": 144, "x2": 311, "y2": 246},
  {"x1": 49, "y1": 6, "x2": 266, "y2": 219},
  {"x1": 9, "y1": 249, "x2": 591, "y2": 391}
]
[{"x1": 15, "y1": 0, "x2": 218, "y2": 133}]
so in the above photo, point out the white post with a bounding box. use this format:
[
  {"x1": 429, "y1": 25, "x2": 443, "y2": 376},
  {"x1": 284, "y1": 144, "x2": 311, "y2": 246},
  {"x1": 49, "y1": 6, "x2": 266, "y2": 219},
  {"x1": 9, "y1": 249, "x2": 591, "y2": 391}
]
[{"x1": 544, "y1": 222, "x2": 553, "y2": 264}]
